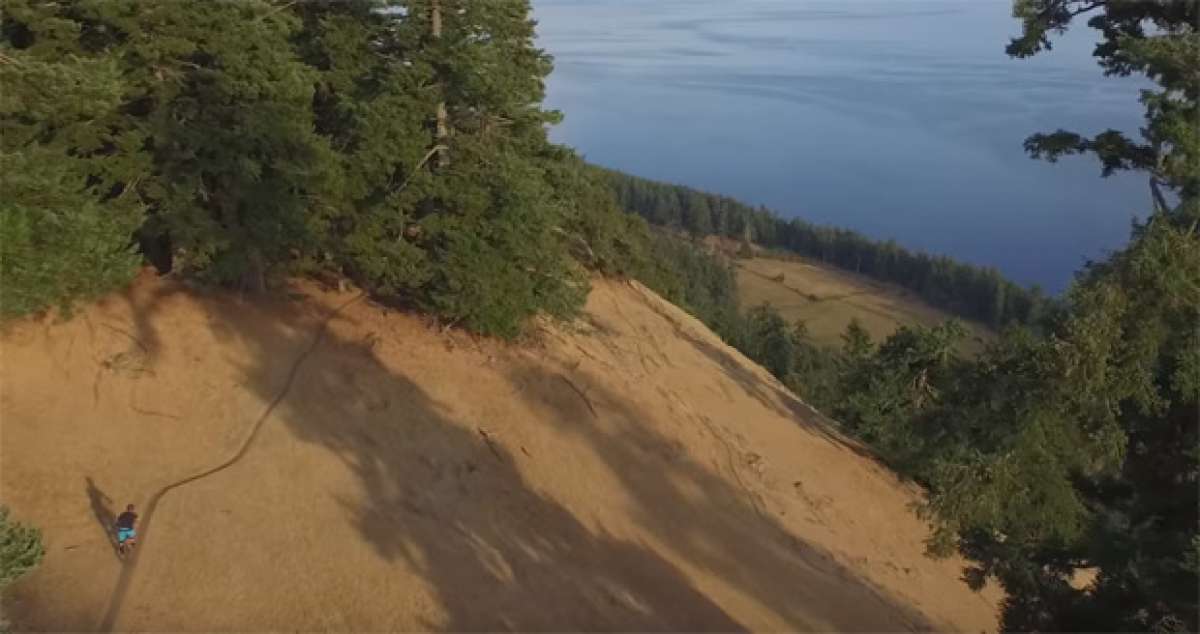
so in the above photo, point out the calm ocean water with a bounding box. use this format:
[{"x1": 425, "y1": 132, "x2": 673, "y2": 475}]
[{"x1": 533, "y1": 0, "x2": 1149, "y2": 292}]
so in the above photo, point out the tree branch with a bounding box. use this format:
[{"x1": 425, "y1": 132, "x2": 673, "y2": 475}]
[
  {"x1": 389, "y1": 144, "x2": 447, "y2": 197},
  {"x1": 253, "y1": 1, "x2": 298, "y2": 23},
  {"x1": 1150, "y1": 177, "x2": 1172, "y2": 214}
]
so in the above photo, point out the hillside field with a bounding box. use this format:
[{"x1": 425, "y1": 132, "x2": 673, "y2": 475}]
[{"x1": 734, "y1": 256, "x2": 992, "y2": 350}]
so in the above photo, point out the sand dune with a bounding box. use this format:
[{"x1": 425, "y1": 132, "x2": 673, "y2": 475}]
[{"x1": 1, "y1": 271, "x2": 998, "y2": 631}]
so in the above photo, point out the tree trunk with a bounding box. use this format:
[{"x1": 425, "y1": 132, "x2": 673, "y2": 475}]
[
  {"x1": 243, "y1": 247, "x2": 267, "y2": 294},
  {"x1": 431, "y1": 0, "x2": 448, "y2": 168}
]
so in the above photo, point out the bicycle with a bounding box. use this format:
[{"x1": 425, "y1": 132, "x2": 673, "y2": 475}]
[{"x1": 116, "y1": 527, "x2": 137, "y2": 559}]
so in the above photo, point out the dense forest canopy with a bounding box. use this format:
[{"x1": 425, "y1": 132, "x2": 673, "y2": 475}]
[
  {"x1": 1, "y1": 1, "x2": 1196, "y2": 631},
  {"x1": 0, "y1": 0, "x2": 651, "y2": 336}
]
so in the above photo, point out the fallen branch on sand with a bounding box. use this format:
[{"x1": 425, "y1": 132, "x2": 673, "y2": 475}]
[
  {"x1": 558, "y1": 374, "x2": 597, "y2": 418},
  {"x1": 477, "y1": 428, "x2": 505, "y2": 463}
]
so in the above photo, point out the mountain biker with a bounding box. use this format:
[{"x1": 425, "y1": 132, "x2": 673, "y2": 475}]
[{"x1": 115, "y1": 504, "x2": 138, "y2": 547}]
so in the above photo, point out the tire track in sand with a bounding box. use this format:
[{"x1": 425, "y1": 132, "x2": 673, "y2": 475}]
[{"x1": 97, "y1": 293, "x2": 363, "y2": 631}]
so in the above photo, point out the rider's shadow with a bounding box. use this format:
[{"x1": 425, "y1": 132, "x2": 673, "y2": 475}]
[{"x1": 85, "y1": 476, "x2": 120, "y2": 559}]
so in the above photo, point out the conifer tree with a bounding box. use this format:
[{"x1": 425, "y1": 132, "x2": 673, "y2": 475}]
[
  {"x1": 3, "y1": 0, "x2": 335, "y2": 291},
  {"x1": 128, "y1": 1, "x2": 333, "y2": 289},
  {"x1": 395, "y1": 0, "x2": 588, "y2": 336},
  {"x1": 740, "y1": 304, "x2": 798, "y2": 380},
  {"x1": 289, "y1": 0, "x2": 434, "y2": 294},
  {"x1": 1010, "y1": 0, "x2": 1200, "y2": 207},
  {"x1": 3, "y1": 0, "x2": 637, "y2": 336},
  {"x1": 683, "y1": 191, "x2": 713, "y2": 237},
  {"x1": 910, "y1": 4, "x2": 1200, "y2": 628},
  {"x1": 0, "y1": 18, "x2": 144, "y2": 317},
  {"x1": 841, "y1": 318, "x2": 874, "y2": 361}
]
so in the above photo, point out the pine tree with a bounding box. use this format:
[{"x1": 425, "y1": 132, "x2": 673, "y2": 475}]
[
  {"x1": 683, "y1": 191, "x2": 713, "y2": 237},
  {"x1": 127, "y1": 1, "x2": 334, "y2": 289},
  {"x1": 913, "y1": 5, "x2": 1200, "y2": 628},
  {"x1": 841, "y1": 318, "x2": 874, "y2": 361},
  {"x1": 290, "y1": 0, "x2": 434, "y2": 294},
  {"x1": 394, "y1": 0, "x2": 592, "y2": 336},
  {"x1": 0, "y1": 23, "x2": 143, "y2": 318},
  {"x1": 834, "y1": 322, "x2": 965, "y2": 471},
  {"x1": 5, "y1": 0, "x2": 337, "y2": 291},
  {"x1": 1010, "y1": 0, "x2": 1200, "y2": 206},
  {"x1": 3, "y1": 0, "x2": 637, "y2": 336},
  {"x1": 740, "y1": 303, "x2": 798, "y2": 381}
]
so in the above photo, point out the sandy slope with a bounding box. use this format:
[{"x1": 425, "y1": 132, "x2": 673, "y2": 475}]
[{"x1": 1, "y1": 271, "x2": 999, "y2": 631}]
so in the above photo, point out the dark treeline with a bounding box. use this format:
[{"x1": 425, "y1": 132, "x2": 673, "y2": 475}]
[{"x1": 596, "y1": 167, "x2": 1048, "y2": 327}]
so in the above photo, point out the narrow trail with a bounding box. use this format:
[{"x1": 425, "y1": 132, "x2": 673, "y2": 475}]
[
  {"x1": 735, "y1": 261, "x2": 878, "y2": 304},
  {"x1": 96, "y1": 292, "x2": 364, "y2": 631}
]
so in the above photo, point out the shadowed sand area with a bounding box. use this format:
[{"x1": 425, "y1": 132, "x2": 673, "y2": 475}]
[{"x1": 1, "y1": 271, "x2": 999, "y2": 631}]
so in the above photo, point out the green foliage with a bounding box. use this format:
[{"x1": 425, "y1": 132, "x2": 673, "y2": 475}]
[
  {"x1": 135, "y1": 3, "x2": 333, "y2": 288},
  {"x1": 949, "y1": 5, "x2": 1200, "y2": 629},
  {"x1": 772, "y1": 211, "x2": 1198, "y2": 633},
  {"x1": 391, "y1": 0, "x2": 596, "y2": 336},
  {"x1": 545, "y1": 152, "x2": 651, "y2": 277},
  {"x1": 0, "y1": 507, "x2": 43, "y2": 589},
  {"x1": 289, "y1": 1, "x2": 432, "y2": 294},
  {"x1": 936, "y1": 213, "x2": 1198, "y2": 632},
  {"x1": 1, "y1": 0, "x2": 640, "y2": 337},
  {"x1": 786, "y1": 320, "x2": 842, "y2": 410},
  {"x1": 0, "y1": 154, "x2": 143, "y2": 319},
  {"x1": 682, "y1": 191, "x2": 713, "y2": 238},
  {"x1": 709, "y1": 201, "x2": 1198, "y2": 633},
  {"x1": 4, "y1": 0, "x2": 337, "y2": 290},
  {"x1": 0, "y1": 52, "x2": 142, "y2": 318},
  {"x1": 632, "y1": 230, "x2": 743, "y2": 342},
  {"x1": 739, "y1": 303, "x2": 798, "y2": 380},
  {"x1": 709, "y1": 10, "x2": 1200, "y2": 631},
  {"x1": 774, "y1": 209, "x2": 1198, "y2": 632},
  {"x1": 835, "y1": 321, "x2": 967, "y2": 473},
  {"x1": 419, "y1": 153, "x2": 589, "y2": 337},
  {"x1": 841, "y1": 318, "x2": 874, "y2": 361},
  {"x1": 1010, "y1": 0, "x2": 1200, "y2": 201}
]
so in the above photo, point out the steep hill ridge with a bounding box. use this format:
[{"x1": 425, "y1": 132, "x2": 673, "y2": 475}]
[{"x1": 1, "y1": 271, "x2": 998, "y2": 631}]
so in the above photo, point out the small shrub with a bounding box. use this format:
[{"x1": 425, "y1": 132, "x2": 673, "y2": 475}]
[{"x1": 0, "y1": 506, "x2": 44, "y2": 589}]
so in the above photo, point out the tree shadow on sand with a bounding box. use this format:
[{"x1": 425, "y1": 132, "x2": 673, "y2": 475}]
[
  {"x1": 502, "y1": 359, "x2": 942, "y2": 632},
  {"x1": 117, "y1": 278, "x2": 951, "y2": 631},
  {"x1": 196, "y1": 289, "x2": 746, "y2": 631}
]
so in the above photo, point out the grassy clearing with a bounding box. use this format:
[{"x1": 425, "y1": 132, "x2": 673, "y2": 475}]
[{"x1": 734, "y1": 256, "x2": 991, "y2": 351}]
